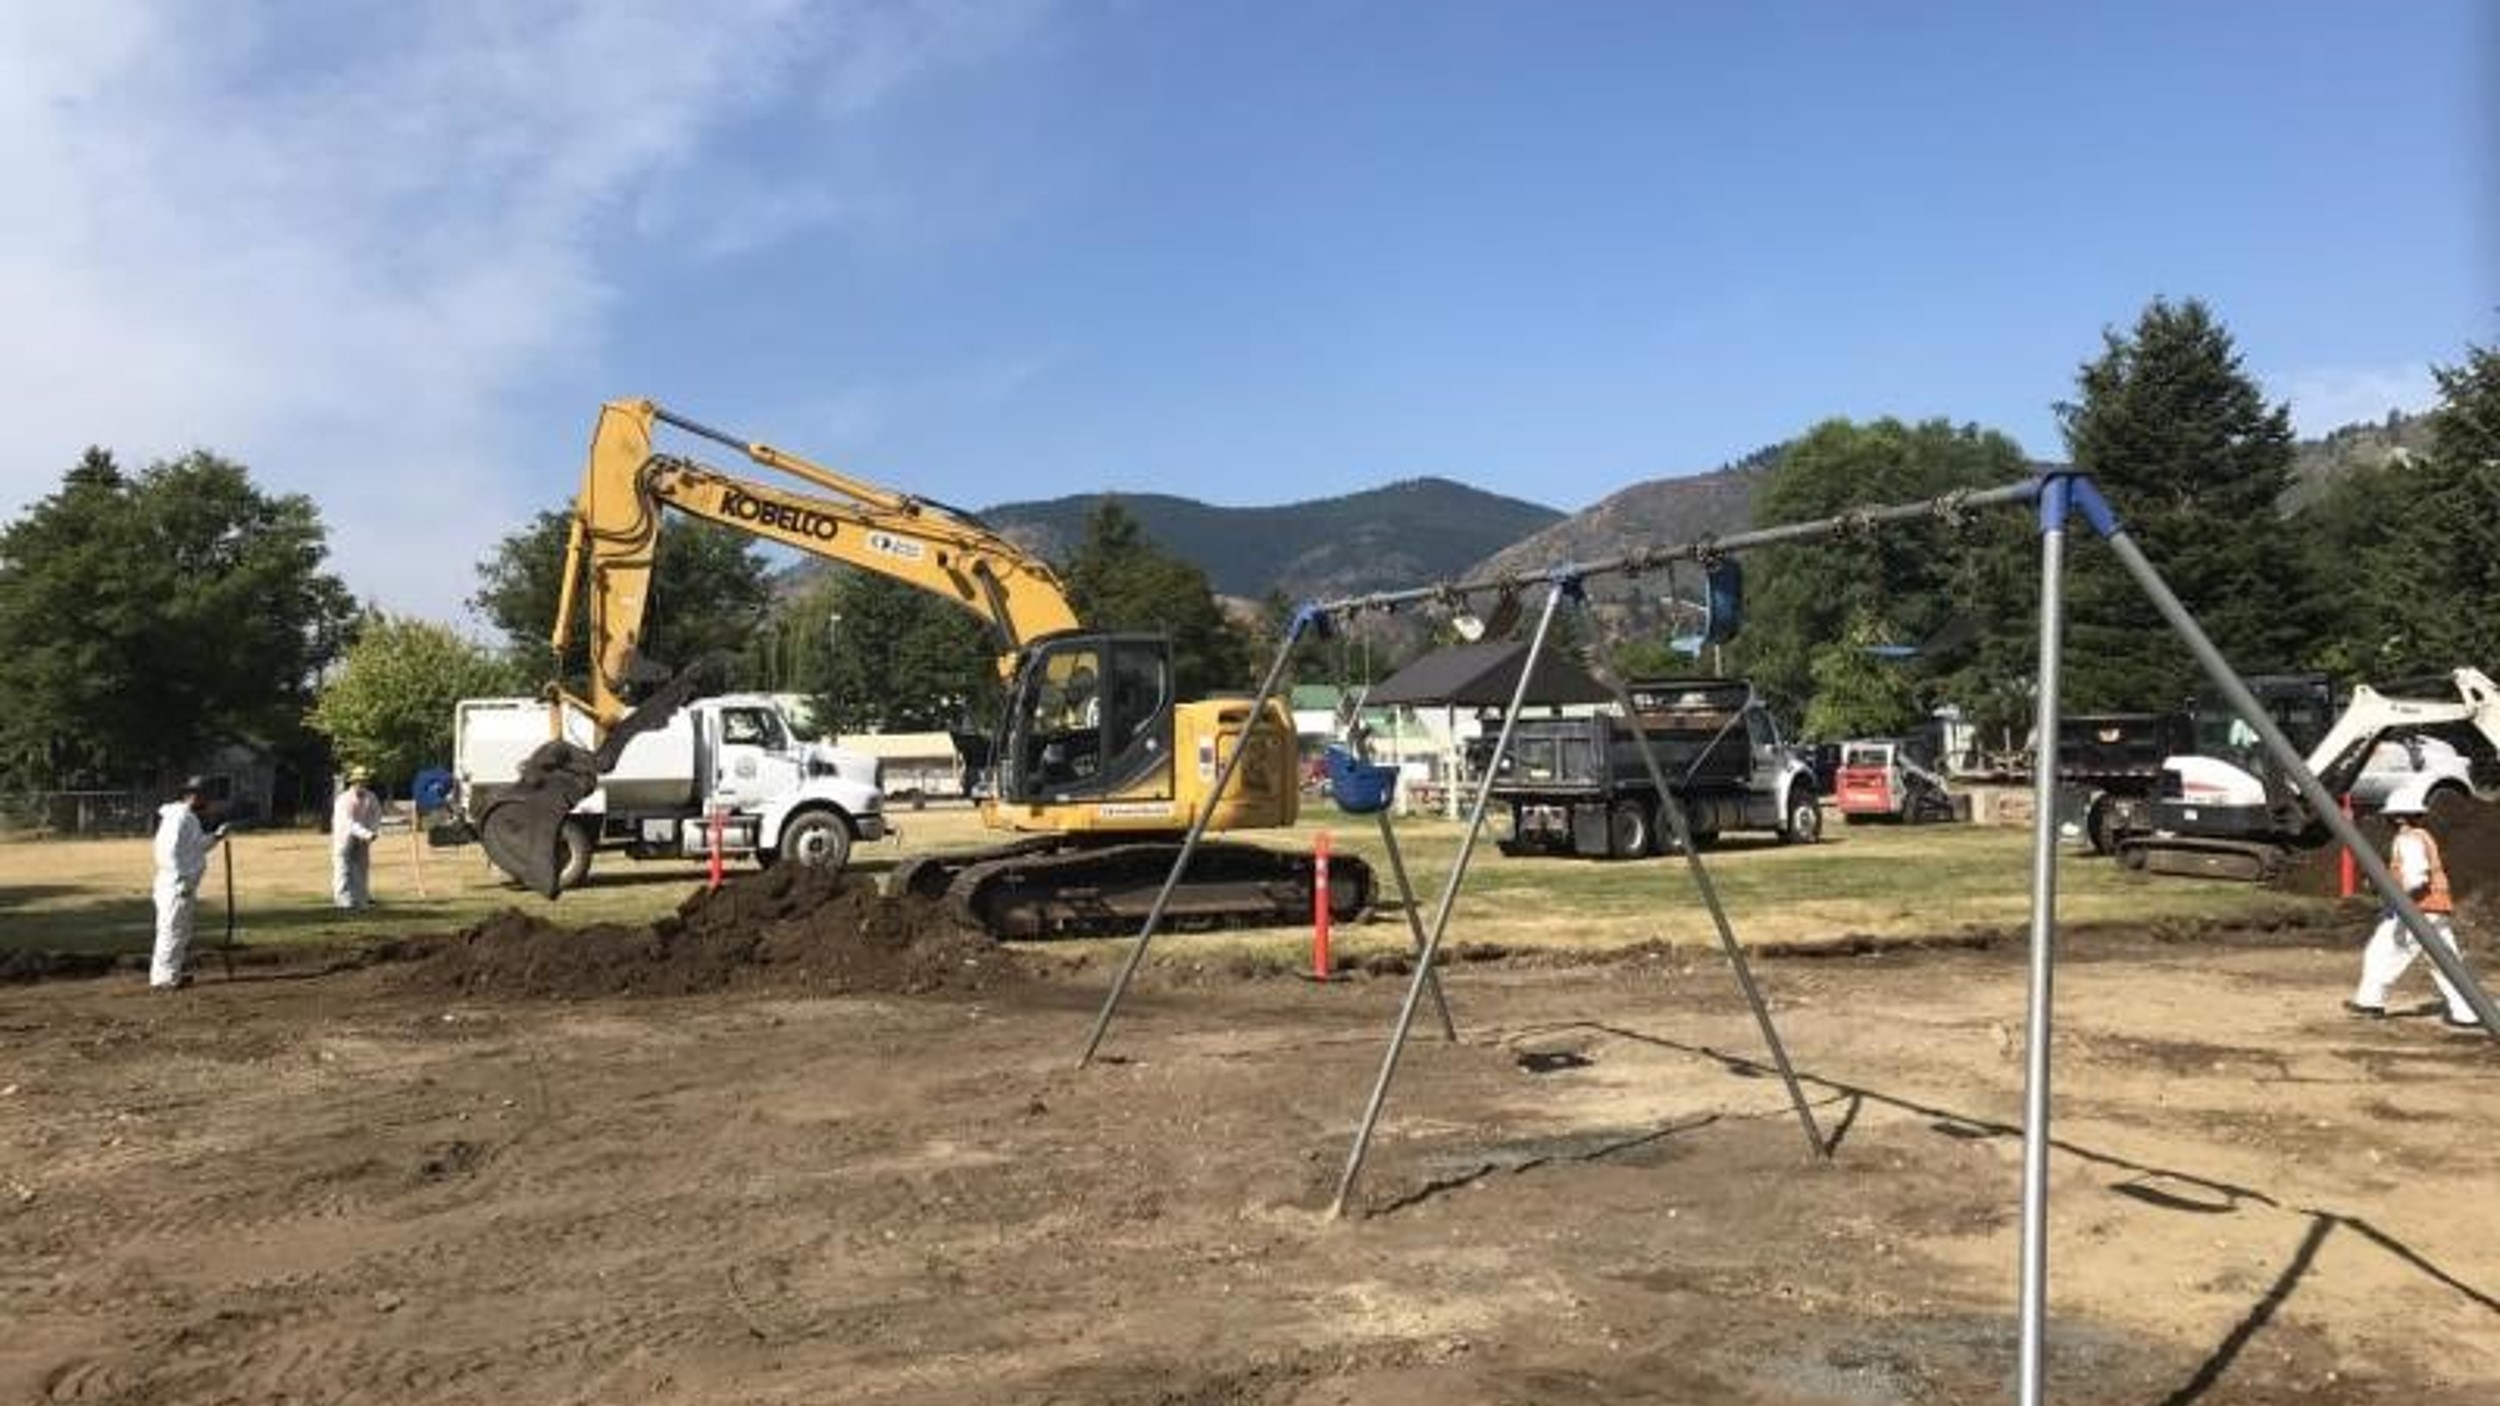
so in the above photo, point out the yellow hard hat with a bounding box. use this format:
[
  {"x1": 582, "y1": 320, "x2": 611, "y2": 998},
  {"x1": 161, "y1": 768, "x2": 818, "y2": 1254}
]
[{"x1": 346, "y1": 765, "x2": 372, "y2": 783}]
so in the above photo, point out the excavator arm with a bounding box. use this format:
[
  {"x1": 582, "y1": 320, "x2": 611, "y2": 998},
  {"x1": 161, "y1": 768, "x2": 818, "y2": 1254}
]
[
  {"x1": 2300, "y1": 668, "x2": 2500, "y2": 795},
  {"x1": 556, "y1": 398, "x2": 1080, "y2": 728},
  {"x1": 479, "y1": 398, "x2": 1080, "y2": 896}
]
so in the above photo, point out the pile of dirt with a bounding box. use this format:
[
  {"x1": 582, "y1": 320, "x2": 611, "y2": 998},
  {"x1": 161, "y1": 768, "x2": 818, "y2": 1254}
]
[
  {"x1": 2276, "y1": 791, "x2": 2500, "y2": 931},
  {"x1": 397, "y1": 864, "x2": 1017, "y2": 1001},
  {"x1": 0, "y1": 949, "x2": 121, "y2": 984}
]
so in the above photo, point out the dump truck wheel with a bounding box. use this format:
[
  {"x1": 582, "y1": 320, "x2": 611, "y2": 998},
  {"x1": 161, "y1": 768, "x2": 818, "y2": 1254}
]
[
  {"x1": 1608, "y1": 800, "x2": 1650, "y2": 859},
  {"x1": 1780, "y1": 794, "x2": 1823, "y2": 845},
  {"x1": 2086, "y1": 795, "x2": 2123, "y2": 855}
]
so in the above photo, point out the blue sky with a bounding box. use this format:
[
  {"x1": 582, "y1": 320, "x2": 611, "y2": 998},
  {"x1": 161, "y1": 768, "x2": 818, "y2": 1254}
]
[{"x1": 2, "y1": 1, "x2": 2490, "y2": 625}]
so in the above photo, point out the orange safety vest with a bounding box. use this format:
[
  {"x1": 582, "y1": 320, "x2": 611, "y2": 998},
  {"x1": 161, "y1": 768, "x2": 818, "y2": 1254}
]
[{"x1": 2395, "y1": 826, "x2": 2454, "y2": 914}]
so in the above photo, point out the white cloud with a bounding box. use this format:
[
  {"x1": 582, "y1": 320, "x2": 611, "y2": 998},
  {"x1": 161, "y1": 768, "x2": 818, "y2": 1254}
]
[
  {"x1": 2274, "y1": 362, "x2": 2442, "y2": 438},
  {"x1": 0, "y1": 0, "x2": 1046, "y2": 623}
]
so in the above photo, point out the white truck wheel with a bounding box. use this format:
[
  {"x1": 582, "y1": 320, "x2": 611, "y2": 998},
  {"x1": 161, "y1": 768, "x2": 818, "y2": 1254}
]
[{"x1": 774, "y1": 811, "x2": 852, "y2": 873}]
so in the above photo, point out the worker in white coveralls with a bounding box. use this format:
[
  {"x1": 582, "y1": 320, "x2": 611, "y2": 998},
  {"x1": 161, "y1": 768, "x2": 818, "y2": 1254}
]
[
  {"x1": 2346, "y1": 780, "x2": 2484, "y2": 1032},
  {"x1": 331, "y1": 765, "x2": 383, "y2": 909},
  {"x1": 150, "y1": 777, "x2": 227, "y2": 990}
]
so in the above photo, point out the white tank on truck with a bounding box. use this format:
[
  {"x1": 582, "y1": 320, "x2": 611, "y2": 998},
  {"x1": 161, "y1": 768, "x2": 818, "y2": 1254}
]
[{"x1": 439, "y1": 693, "x2": 886, "y2": 889}]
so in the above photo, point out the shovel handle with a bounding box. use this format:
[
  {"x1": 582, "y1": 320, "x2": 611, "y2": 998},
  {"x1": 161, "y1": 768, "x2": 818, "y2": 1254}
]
[{"x1": 220, "y1": 838, "x2": 237, "y2": 979}]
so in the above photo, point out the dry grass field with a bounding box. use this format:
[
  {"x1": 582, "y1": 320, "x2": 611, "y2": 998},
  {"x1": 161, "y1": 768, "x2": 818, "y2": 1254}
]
[{"x1": 4, "y1": 801, "x2": 2307, "y2": 963}]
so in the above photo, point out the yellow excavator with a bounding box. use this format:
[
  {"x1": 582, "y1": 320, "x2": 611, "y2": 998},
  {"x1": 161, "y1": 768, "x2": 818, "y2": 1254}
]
[{"x1": 478, "y1": 398, "x2": 1372, "y2": 937}]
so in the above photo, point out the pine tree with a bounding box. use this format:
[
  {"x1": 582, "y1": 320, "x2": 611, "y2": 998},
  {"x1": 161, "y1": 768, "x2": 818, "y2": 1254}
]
[
  {"x1": 1063, "y1": 501, "x2": 1251, "y2": 697},
  {"x1": 2381, "y1": 343, "x2": 2500, "y2": 672},
  {"x1": 2055, "y1": 298, "x2": 2308, "y2": 710}
]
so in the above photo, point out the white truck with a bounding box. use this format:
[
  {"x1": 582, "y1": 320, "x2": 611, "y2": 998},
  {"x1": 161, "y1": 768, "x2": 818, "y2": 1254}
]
[{"x1": 438, "y1": 693, "x2": 887, "y2": 889}]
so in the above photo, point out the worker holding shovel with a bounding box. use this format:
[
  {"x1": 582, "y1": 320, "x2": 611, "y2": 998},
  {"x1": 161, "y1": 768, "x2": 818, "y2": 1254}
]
[
  {"x1": 331, "y1": 765, "x2": 383, "y2": 909},
  {"x1": 148, "y1": 777, "x2": 227, "y2": 990}
]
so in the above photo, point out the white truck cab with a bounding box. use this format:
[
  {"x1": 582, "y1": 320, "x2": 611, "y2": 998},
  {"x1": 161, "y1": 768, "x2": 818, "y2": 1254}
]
[{"x1": 445, "y1": 693, "x2": 886, "y2": 888}]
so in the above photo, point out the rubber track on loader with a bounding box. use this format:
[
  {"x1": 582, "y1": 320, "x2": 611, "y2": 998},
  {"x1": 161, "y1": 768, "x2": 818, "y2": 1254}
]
[
  {"x1": 2114, "y1": 834, "x2": 2288, "y2": 883},
  {"x1": 912, "y1": 840, "x2": 1376, "y2": 940}
]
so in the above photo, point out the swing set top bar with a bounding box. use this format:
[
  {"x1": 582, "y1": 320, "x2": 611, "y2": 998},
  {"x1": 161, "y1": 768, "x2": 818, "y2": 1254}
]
[{"x1": 1299, "y1": 477, "x2": 2051, "y2": 625}]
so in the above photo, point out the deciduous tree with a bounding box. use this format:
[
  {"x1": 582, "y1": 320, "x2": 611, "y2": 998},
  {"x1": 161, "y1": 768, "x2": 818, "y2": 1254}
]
[
  {"x1": 0, "y1": 449, "x2": 355, "y2": 789},
  {"x1": 801, "y1": 569, "x2": 997, "y2": 734},
  {"x1": 308, "y1": 614, "x2": 525, "y2": 786},
  {"x1": 1801, "y1": 613, "x2": 1924, "y2": 739},
  {"x1": 470, "y1": 510, "x2": 774, "y2": 693},
  {"x1": 1734, "y1": 417, "x2": 2033, "y2": 732}
]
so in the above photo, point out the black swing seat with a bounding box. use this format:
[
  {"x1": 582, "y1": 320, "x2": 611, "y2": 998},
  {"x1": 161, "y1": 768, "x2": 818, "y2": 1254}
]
[{"x1": 1324, "y1": 745, "x2": 1398, "y2": 814}]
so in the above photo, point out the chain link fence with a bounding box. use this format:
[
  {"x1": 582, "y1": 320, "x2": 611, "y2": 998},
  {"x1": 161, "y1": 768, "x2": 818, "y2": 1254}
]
[{"x1": 0, "y1": 789, "x2": 156, "y2": 838}]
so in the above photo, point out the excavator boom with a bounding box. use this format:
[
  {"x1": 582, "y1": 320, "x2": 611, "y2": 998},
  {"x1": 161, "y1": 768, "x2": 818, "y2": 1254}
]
[
  {"x1": 2300, "y1": 668, "x2": 2500, "y2": 793},
  {"x1": 558, "y1": 399, "x2": 1080, "y2": 726}
]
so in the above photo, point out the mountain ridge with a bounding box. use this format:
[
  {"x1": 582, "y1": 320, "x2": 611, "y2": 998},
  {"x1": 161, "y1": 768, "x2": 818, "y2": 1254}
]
[
  {"x1": 778, "y1": 414, "x2": 2429, "y2": 608},
  {"x1": 978, "y1": 475, "x2": 1564, "y2": 602}
]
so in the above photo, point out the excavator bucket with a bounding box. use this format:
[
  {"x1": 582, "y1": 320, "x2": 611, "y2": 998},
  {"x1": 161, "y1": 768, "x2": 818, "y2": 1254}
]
[
  {"x1": 476, "y1": 739, "x2": 603, "y2": 898},
  {"x1": 476, "y1": 668, "x2": 716, "y2": 898}
]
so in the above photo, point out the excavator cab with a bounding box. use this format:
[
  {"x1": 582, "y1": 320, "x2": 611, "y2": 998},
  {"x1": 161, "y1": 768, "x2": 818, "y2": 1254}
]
[{"x1": 990, "y1": 633, "x2": 1174, "y2": 805}]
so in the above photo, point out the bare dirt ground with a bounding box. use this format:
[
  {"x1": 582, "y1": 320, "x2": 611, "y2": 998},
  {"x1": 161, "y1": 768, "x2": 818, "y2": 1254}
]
[{"x1": 5, "y1": 854, "x2": 2497, "y2": 1406}]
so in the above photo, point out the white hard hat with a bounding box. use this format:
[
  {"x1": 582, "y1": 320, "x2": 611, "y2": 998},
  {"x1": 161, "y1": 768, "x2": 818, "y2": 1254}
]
[{"x1": 2381, "y1": 779, "x2": 2436, "y2": 818}]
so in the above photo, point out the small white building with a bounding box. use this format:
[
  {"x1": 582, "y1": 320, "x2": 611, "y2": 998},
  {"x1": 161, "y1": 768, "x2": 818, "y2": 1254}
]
[{"x1": 831, "y1": 731, "x2": 965, "y2": 800}]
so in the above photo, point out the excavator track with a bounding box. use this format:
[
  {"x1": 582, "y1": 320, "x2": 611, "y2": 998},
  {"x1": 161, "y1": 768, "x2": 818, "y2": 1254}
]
[
  {"x1": 2113, "y1": 834, "x2": 2288, "y2": 883},
  {"x1": 898, "y1": 840, "x2": 1375, "y2": 940}
]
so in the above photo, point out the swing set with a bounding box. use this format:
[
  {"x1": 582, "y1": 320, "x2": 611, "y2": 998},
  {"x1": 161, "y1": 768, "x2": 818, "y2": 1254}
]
[{"x1": 1066, "y1": 472, "x2": 2497, "y2": 1406}]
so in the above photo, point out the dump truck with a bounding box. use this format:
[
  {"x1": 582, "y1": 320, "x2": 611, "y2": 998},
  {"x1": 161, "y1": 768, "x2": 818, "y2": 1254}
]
[
  {"x1": 440, "y1": 693, "x2": 886, "y2": 889},
  {"x1": 2054, "y1": 710, "x2": 2196, "y2": 854},
  {"x1": 1489, "y1": 678, "x2": 1821, "y2": 858}
]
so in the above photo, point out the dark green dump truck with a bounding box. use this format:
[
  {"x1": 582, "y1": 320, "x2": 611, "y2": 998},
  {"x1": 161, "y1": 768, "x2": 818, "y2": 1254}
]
[{"x1": 1488, "y1": 678, "x2": 1822, "y2": 859}]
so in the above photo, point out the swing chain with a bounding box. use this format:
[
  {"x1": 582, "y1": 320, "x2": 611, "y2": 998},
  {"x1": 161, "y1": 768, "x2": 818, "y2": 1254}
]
[{"x1": 1932, "y1": 487, "x2": 1976, "y2": 532}]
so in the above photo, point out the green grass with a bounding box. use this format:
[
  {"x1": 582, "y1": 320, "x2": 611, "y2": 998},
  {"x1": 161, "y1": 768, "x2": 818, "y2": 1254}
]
[{"x1": 1, "y1": 803, "x2": 2309, "y2": 962}]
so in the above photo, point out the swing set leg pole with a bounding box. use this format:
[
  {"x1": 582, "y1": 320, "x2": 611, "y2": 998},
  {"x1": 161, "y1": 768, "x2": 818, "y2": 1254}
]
[
  {"x1": 1596, "y1": 667, "x2": 1825, "y2": 1161},
  {"x1": 1332, "y1": 582, "x2": 1568, "y2": 1217},
  {"x1": 1373, "y1": 806, "x2": 1456, "y2": 1042}
]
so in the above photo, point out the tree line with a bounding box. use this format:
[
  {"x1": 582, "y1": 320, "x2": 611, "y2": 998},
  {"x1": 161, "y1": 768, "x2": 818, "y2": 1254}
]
[
  {"x1": 3, "y1": 296, "x2": 2495, "y2": 801},
  {"x1": 1729, "y1": 301, "x2": 2500, "y2": 747}
]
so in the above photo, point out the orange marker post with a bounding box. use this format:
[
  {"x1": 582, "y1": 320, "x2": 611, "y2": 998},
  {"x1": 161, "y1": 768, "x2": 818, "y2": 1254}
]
[
  {"x1": 1311, "y1": 829, "x2": 1334, "y2": 980},
  {"x1": 707, "y1": 802, "x2": 727, "y2": 892}
]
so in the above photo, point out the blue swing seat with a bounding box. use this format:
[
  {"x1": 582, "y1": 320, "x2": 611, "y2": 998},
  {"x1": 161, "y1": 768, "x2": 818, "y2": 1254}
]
[{"x1": 1323, "y1": 745, "x2": 1399, "y2": 815}]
